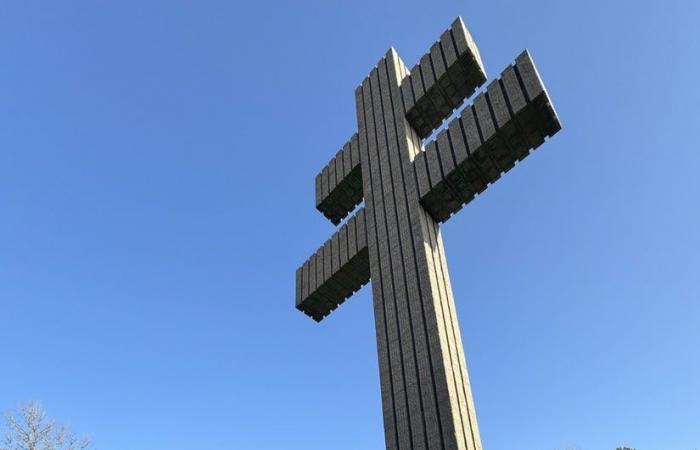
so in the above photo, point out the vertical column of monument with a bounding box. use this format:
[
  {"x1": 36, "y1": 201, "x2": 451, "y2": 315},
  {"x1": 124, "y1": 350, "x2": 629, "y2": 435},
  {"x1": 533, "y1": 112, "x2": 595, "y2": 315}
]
[
  {"x1": 355, "y1": 49, "x2": 481, "y2": 449},
  {"x1": 396, "y1": 47, "x2": 482, "y2": 450},
  {"x1": 378, "y1": 50, "x2": 447, "y2": 450},
  {"x1": 359, "y1": 60, "x2": 435, "y2": 449},
  {"x1": 362, "y1": 53, "x2": 436, "y2": 450},
  {"x1": 356, "y1": 64, "x2": 403, "y2": 450}
]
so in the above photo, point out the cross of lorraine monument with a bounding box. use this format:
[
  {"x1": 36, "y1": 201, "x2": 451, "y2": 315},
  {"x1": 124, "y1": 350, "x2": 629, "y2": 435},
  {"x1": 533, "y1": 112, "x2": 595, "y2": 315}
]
[{"x1": 295, "y1": 17, "x2": 561, "y2": 450}]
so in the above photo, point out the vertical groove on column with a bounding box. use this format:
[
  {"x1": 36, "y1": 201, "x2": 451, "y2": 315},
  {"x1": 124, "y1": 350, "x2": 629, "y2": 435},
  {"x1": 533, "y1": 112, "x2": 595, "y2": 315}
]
[
  {"x1": 424, "y1": 207, "x2": 470, "y2": 450},
  {"x1": 395, "y1": 54, "x2": 446, "y2": 448},
  {"x1": 377, "y1": 54, "x2": 431, "y2": 449},
  {"x1": 387, "y1": 52, "x2": 453, "y2": 450},
  {"x1": 412, "y1": 46, "x2": 467, "y2": 450},
  {"x1": 404, "y1": 56, "x2": 462, "y2": 449},
  {"x1": 421, "y1": 91, "x2": 472, "y2": 444},
  {"x1": 357, "y1": 81, "x2": 400, "y2": 450},
  {"x1": 443, "y1": 128, "x2": 482, "y2": 448},
  {"x1": 434, "y1": 237, "x2": 481, "y2": 450},
  {"x1": 432, "y1": 221, "x2": 475, "y2": 449},
  {"x1": 417, "y1": 200, "x2": 461, "y2": 449},
  {"x1": 366, "y1": 68, "x2": 414, "y2": 450}
]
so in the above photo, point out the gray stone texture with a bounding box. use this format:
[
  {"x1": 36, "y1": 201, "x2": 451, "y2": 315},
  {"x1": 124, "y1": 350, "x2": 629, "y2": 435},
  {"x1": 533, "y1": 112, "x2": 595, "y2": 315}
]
[
  {"x1": 295, "y1": 18, "x2": 561, "y2": 450},
  {"x1": 296, "y1": 207, "x2": 370, "y2": 321},
  {"x1": 316, "y1": 133, "x2": 364, "y2": 224},
  {"x1": 417, "y1": 50, "x2": 561, "y2": 223},
  {"x1": 403, "y1": 17, "x2": 487, "y2": 139}
]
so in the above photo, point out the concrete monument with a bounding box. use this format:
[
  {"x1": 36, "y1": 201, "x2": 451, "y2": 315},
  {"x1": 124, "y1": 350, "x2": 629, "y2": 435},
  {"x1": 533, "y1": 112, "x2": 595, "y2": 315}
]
[{"x1": 295, "y1": 17, "x2": 561, "y2": 450}]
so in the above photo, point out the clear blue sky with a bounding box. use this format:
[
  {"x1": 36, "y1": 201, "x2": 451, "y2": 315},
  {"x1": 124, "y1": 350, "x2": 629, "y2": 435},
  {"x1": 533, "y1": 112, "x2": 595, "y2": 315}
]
[{"x1": 0, "y1": 1, "x2": 698, "y2": 449}]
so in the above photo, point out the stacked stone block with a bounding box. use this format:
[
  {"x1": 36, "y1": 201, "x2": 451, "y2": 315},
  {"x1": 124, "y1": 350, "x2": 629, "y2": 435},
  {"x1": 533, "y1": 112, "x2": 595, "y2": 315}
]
[
  {"x1": 296, "y1": 208, "x2": 370, "y2": 321},
  {"x1": 315, "y1": 133, "x2": 364, "y2": 224},
  {"x1": 415, "y1": 50, "x2": 561, "y2": 222},
  {"x1": 402, "y1": 17, "x2": 486, "y2": 139}
]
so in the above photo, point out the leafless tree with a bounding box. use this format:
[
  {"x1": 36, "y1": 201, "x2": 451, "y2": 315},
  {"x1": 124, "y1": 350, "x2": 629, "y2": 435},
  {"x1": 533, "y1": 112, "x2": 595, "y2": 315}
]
[{"x1": 1, "y1": 402, "x2": 91, "y2": 450}]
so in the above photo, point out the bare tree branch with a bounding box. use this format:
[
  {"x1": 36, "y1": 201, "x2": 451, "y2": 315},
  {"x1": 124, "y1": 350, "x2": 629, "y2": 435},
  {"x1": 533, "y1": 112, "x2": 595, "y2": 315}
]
[{"x1": 0, "y1": 403, "x2": 92, "y2": 450}]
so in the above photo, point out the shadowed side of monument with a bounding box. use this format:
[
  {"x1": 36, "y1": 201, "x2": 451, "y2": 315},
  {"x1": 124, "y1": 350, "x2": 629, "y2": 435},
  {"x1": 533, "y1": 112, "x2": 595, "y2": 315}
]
[
  {"x1": 416, "y1": 50, "x2": 561, "y2": 222},
  {"x1": 315, "y1": 133, "x2": 363, "y2": 225},
  {"x1": 296, "y1": 208, "x2": 370, "y2": 321}
]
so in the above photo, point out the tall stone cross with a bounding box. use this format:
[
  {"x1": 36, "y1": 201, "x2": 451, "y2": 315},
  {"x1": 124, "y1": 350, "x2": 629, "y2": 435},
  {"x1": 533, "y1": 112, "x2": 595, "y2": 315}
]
[{"x1": 295, "y1": 17, "x2": 561, "y2": 450}]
